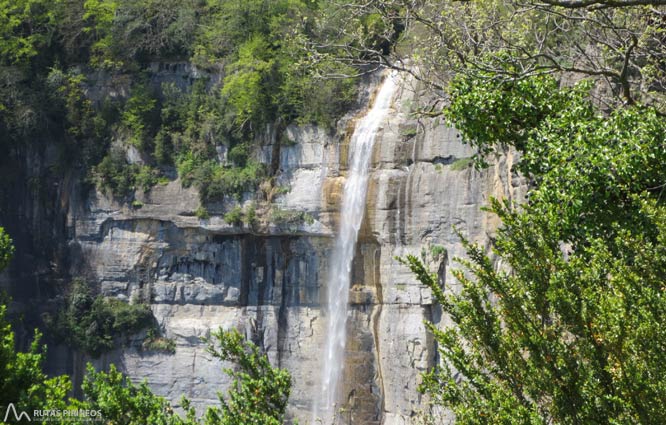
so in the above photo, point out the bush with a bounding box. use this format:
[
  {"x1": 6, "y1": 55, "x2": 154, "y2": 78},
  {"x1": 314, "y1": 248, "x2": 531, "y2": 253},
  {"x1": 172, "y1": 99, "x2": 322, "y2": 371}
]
[
  {"x1": 203, "y1": 328, "x2": 291, "y2": 425},
  {"x1": 93, "y1": 149, "x2": 137, "y2": 197},
  {"x1": 430, "y1": 244, "x2": 447, "y2": 259},
  {"x1": 195, "y1": 205, "x2": 209, "y2": 220},
  {"x1": 271, "y1": 208, "x2": 314, "y2": 226},
  {"x1": 141, "y1": 328, "x2": 176, "y2": 354},
  {"x1": 134, "y1": 165, "x2": 159, "y2": 192},
  {"x1": 52, "y1": 280, "x2": 155, "y2": 357},
  {"x1": 199, "y1": 161, "x2": 265, "y2": 203},
  {"x1": 0, "y1": 228, "x2": 14, "y2": 271},
  {"x1": 243, "y1": 202, "x2": 257, "y2": 227},
  {"x1": 94, "y1": 150, "x2": 161, "y2": 198},
  {"x1": 224, "y1": 206, "x2": 243, "y2": 226}
]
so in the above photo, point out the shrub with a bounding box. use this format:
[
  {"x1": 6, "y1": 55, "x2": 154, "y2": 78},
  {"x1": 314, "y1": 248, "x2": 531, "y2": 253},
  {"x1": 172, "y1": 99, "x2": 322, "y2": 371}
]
[
  {"x1": 93, "y1": 149, "x2": 136, "y2": 197},
  {"x1": 271, "y1": 208, "x2": 314, "y2": 226},
  {"x1": 94, "y1": 150, "x2": 161, "y2": 198},
  {"x1": 450, "y1": 157, "x2": 473, "y2": 171},
  {"x1": 243, "y1": 203, "x2": 257, "y2": 227},
  {"x1": 52, "y1": 280, "x2": 155, "y2": 357},
  {"x1": 195, "y1": 205, "x2": 209, "y2": 220},
  {"x1": 199, "y1": 161, "x2": 265, "y2": 203},
  {"x1": 141, "y1": 328, "x2": 176, "y2": 354},
  {"x1": 430, "y1": 244, "x2": 447, "y2": 259},
  {"x1": 224, "y1": 206, "x2": 243, "y2": 226}
]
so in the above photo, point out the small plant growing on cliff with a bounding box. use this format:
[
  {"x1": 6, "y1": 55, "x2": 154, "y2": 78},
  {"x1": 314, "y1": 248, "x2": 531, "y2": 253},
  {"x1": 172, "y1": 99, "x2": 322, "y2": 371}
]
[
  {"x1": 450, "y1": 157, "x2": 473, "y2": 171},
  {"x1": 429, "y1": 244, "x2": 447, "y2": 260},
  {"x1": 224, "y1": 206, "x2": 243, "y2": 226},
  {"x1": 0, "y1": 228, "x2": 13, "y2": 271},
  {"x1": 400, "y1": 126, "x2": 418, "y2": 140},
  {"x1": 243, "y1": 203, "x2": 258, "y2": 227},
  {"x1": 196, "y1": 205, "x2": 210, "y2": 220},
  {"x1": 141, "y1": 328, "x2": 176, "y2": 354}
]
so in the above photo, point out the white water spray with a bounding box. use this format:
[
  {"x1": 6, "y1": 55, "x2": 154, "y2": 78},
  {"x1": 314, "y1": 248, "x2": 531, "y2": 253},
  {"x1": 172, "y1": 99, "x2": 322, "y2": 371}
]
[{"x1": 314, "y1": 72, "x2": 398, "y2": 424}]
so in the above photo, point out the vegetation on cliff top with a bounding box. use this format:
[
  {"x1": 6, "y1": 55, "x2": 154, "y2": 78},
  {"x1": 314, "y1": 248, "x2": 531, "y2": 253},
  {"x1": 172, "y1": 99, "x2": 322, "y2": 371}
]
[{"x1": 1, "y1": 0, "x2": 361, "y2": 204}]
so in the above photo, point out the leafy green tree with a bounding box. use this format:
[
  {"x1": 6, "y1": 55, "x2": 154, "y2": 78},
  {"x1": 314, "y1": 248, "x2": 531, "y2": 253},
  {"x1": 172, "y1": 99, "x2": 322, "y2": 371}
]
[
  {"x1": 403, "y1": 73, "x2": 666, "y2": 424},
  {"x1": 0, "y1": 0, "x2": 62, "y2": 66},
  {"x1": 321, "y1": 0, "x2": 666, "y2": 112},
  {"x1": 70, "y1": 364, "x2": 192, "y2": 425},
  {"x1": 202, "y1": 328, "x2": 291, "y2": 425},
  {"x1": 68, "y1": 328, "x2": 291, "y2": 425}
]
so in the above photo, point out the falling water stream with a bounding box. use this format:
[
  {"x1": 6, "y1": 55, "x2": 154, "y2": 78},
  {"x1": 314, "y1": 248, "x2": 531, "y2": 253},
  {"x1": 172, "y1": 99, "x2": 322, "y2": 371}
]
[{"x1": 314, "y1": 72, "x2": 398, "y2": 424}]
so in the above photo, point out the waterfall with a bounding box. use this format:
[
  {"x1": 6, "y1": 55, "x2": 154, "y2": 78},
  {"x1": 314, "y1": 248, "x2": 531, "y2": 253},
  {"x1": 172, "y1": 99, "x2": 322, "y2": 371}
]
[{"x1": 314, "y1": 72, "x2": 398, "y2": 424}]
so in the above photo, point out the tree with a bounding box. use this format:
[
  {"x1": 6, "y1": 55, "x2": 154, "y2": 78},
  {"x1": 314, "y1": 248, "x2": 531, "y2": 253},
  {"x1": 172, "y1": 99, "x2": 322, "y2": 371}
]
[
  {"x1": 402, "y1": 72, "x2": 666, "y2": 423},
  {"x1": 314, "y1": 0, "x2": 666, "y2": 113},
  {"x1": 70, "y1": 364, "x2": 193, "y2": 425},
  {"x1": 0, "y1": 229, "x2": 71, "y2": 420},
  {"x1": 0, "y1": 0, "x2": 62, "y2": 66}
]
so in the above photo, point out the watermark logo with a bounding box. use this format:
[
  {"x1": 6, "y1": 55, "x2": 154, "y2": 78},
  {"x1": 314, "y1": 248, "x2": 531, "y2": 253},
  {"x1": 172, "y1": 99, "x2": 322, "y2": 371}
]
[
  {"x1": 2, "y1": 403, "x2": 103, "y2": 423},
  {"x1": 3, "y1": 403, "x2": 31, "y2": 422}
]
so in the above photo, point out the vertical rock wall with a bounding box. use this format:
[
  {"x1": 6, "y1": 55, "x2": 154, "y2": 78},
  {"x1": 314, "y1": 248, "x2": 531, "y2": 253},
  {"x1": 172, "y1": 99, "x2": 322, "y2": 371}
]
[{"x1": 45, "y1": 72, "x2": 524, "y2": 424}]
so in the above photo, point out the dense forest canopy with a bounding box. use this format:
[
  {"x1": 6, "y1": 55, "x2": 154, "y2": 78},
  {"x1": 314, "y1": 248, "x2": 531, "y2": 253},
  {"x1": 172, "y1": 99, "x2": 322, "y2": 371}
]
[{"x1": 0, "y1": 0, "x2": 361, "y2": 207}]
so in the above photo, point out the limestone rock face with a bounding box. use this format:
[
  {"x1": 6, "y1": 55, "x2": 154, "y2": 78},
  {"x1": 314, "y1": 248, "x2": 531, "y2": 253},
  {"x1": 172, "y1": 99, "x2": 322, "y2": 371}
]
[{"x1": 59, "y1": 73, "x2": 525, "y2": 424}]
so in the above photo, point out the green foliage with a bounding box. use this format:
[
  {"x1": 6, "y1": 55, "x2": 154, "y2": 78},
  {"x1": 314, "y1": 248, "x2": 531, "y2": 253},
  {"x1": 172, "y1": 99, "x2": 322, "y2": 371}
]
[
  {"x1": 84, "y1": 0, "x2": 197, "y2": 69},
  {"x1": 194, "y1": 0, "x2": 357, "y2": 131},
  {"x1": 50, "y1": 280, "x2": 154, "y2": 356},
  {"x1": 0, "y1": 236, "x2": 66, "y2": 416},
  {"x1": 93, "y1": 149, "x2": 136, "y2": 196},
  {"x1": 447, "y1": 72, "x2": 590, "y2": 167},
  {"x1": 223, "y1": 206, "x2": 243, "y2": 226},
  {"x1": 72, "y1": 363, "x2": 189, "y2": 425},
  {"x1": 195, "y1": 205, "x2": 210, "y2": 220},
  {"x1": 429, "y1": 244, "x2": 447, "y2": 259},
  {"x1": 141, "y1": 328, "x2": 176, "y2": 354},
  {"x1": 134, "y1": 164, "x2": 160, "y2": 192},
  {"x1": 0, "y1": 0, "x2": 62, "y2": 66},
  {"x1": 47, "y1": 68, "x2": 111, "y2": 167},
  {"x1": 410, "y1": 73, "x2": 666, "y2": 423},
  {"x1": 0, "y1": 227, "x2": 14, "y2": 271},
  {"x1": 0, "y1": 235, "x2": 289, "y2": 422},
  {"x1": 202, "y1": 328, "x2": 291, "y2": 425},
  {"x1": 0, "y1": 304, "x2": 71, "y2": 419},
  {"x1": 221, "y1": 36, "x2": 276, "y2": 129},
  {"x1": 198, "y1": 161, "x2": 265, "y2": 203},
  {"x1": 271, "y1": 208, "x2": 314, "y2": 226},
  {"x1": 449, "y1": 157, "x2": 473, "y2": 171},
  {"x1": 83, "y1": 0, "x2": 121, "y2": 69},
  {"x1": 400, "y1": 126, "x2": 418, "y2": 140},
  {"x1": 122, "y1": 84, "x2": 159, "y2": 151},
  {"x1": 224, "y1": 203, "x2": 261, "y2": 227},
  {"x1": 0, "y1": 233, "x2": 70, "y2": 416},
  {"x1": 243, "y1": 203, "x2": 257, "y2": 227},
  {"x1": 1, "y1": 0, "x2": 362, "y2": 213}
]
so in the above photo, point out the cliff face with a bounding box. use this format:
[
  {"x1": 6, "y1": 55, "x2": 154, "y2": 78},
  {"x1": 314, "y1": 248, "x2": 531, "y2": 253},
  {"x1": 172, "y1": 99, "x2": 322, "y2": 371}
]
[{"x1": 13, "y1": 71, "x2": 523, "y2": 424}]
